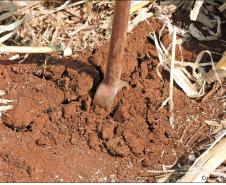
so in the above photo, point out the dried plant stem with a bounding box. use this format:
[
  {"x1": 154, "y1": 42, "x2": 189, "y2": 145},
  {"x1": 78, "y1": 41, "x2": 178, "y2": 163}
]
[
  {"x1": 0, "y1": 45, "x2": 62, "y2": 54},
  {"x1": 190, "y1": 0, "x2": 204, "y2": 21},
  {"x1": 219, "y1": 2, "x2": 226, "y2": 12},
  {"x1": 130, "y1": 0, "x2": 153, "y2": 14},
  {"x1": 169, "y1": 26, "x2": 177, "y2": 128},
  {"x1": 185, "y1": 124, "x2": 205, "y2": 147}
]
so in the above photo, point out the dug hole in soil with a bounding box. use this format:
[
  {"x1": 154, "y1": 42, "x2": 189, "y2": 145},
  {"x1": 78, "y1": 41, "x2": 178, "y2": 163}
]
[{"x1": 0, "y1": 16, "x2": 225, "y2": 182}]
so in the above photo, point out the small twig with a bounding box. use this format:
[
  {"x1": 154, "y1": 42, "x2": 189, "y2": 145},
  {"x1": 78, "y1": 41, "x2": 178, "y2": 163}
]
[
  {"x1": 185, "y1": 124, "x2": 205, "y2": 147},
  {"x1": 147, "y1": 168, "x2": 188, "y2": 174},
  {"x1": 179, "y1": 121, "x2": 191, "y2": 142},
  {"x1": 18, "y1": 54, "x2": 29, "y2": 64}
]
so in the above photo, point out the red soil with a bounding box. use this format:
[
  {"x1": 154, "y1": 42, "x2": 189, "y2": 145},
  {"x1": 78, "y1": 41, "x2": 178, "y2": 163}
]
[{"x1": 0, "y1": 17, "x2": 224, "y2": 182}]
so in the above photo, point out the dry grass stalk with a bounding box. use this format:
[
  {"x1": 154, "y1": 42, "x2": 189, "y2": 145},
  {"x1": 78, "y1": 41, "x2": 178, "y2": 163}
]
[
  {"x1": 129, "y1": 0, "x2": 153, "y2": 14},
  {"x1": 0, "y1": 45, "x2": 62, "y2": 54},
  {"x1": 190, "y1": 0, "x2": 204, "y2": 21},
  {"x1": 219, "y1": 2, "x2": 226, "y2": 12},
  {"x1": 169, "y1": 26, "x2": 177, "y2": 128},
  {"x1": 149, "y1": 14, "x2": 205, "y2": 99},
  {"x1": 128, "y1": 9, "x2": 153, "y2": 32},
  {"x1": 204, "y1": 51, "x2": 226, "y2": 84}
]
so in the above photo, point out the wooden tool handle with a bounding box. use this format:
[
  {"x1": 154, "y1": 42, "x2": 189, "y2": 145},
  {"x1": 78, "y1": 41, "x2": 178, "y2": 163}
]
[{"x1": 104, "y1": 0, "x2": 131, "y2": 85}]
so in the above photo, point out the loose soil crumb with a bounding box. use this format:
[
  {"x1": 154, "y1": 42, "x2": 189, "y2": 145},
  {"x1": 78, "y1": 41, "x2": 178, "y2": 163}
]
[{"x1": 0, "y1": 17, "x2": 225, "y2": 182}]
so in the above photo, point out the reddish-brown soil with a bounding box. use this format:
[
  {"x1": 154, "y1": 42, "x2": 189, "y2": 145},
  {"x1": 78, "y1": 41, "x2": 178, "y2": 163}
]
[{"x1": 0, "y1": 17, "x2": 225, "y2": 182}]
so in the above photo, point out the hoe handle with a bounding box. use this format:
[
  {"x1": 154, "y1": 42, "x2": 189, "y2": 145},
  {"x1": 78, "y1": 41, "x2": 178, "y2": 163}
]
[{"x1": 104, "y1": 0, "x2": 131, "y2": 85}]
